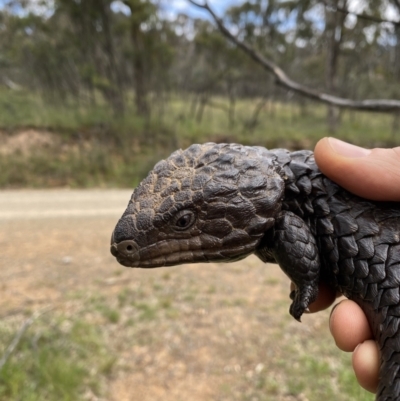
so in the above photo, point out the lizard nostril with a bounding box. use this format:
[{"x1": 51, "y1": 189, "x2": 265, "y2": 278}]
[
  {"x1": 114, "y1": 240, "x2": 139, "y2": 257},
  {"x1": 110, "y1": 239, "x2": 139, "y2": 259}
]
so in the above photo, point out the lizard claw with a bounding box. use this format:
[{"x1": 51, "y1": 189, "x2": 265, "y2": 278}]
[{"x1": 289, "y1": 283, "x2": 318, "y2": 322}]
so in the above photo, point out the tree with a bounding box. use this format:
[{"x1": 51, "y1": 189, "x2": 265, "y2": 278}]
[
  {"x1": 0, "y1": 0, "x2": 399, "y2": 133},
  {"x1": 123, "y1": 0, "x2": 155, "y2": 116},
  {"x1": 56, "y1": 0, "x2": 126, "y2": 114},
  {"x1": 324, "y1": 0, "x2": 348, "y2": 132},
  {"x1": 189, "y1": 0, "x2": 400, "y2": 113}
]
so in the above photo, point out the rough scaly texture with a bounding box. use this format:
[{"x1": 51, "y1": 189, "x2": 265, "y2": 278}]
[{"x1": 110, "y1": 143, "x2": 400, "y2": 400}]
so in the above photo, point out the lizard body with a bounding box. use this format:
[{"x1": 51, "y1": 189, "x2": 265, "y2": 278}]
[{"x1": 110, "y1": 143, "x2": 400, "y2": 400}]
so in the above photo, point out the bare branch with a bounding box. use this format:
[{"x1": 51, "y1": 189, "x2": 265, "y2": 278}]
[
  {"x1": 188, "y1": 0, "x2": 400, "y2": 112},
  {"x1": 0, "y1": 315, "x2": 37, "y2": 370},
  {"x1": 0, "y1": 308, "x2": 52, "y2": 371},
  {"x1": 323, "y1": 0, "x2": 400, "y2": 27},
  {"x1": 188, "y1": 0, "x2": 204, "y2": 8}
]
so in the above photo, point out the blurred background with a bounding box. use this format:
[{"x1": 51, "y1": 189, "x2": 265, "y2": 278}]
[
  {"x1": 0, "y1": 0, "x2": 398, "y2": 400},
  {"x1": 0, "y1": 0, "x2": 399, "y2": 187}
]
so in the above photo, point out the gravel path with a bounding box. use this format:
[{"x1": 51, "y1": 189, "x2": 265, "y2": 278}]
[{"x1": 0, "y1": 189, "x2": 132, "y2": 220}]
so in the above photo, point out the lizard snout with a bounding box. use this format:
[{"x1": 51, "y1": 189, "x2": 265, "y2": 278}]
[{"x1": 110, "y1": 236, "x2": 140, "y2": 264}]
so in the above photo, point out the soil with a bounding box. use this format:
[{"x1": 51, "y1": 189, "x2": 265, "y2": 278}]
[
  {"x1": 0, "y1": 129, "x2": 59, "y2": 155},
  {"x1": 0, "y1": 190, "x2": 339, "y2": 401}
]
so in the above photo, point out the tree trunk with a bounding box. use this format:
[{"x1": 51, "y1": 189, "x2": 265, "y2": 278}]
[
  {"x1": 324, "y1": 0, "x2": 347, "y2": 133},
  {"x1": 99, "y1": 0, "x2": 125, "y2": 116},
  {"x1": 196, "y1": 93, "x2": 209, "y2": 123},
  {"x1": 226, "y1": 78, "x2": 236, "y2": 129},
  {"x1": 244, "y1": 97, "x2": 267, "y2": 134},
  {"x1": 131, "y1": 20, "x2": 150, "y2": 117},
  {"x1": 390, "y1": 1, "x2": 400, "y2": 136},
  {"x1": 122, "y1": 0, "x2": 151, "y2": 117},
  {"x1": 392, "y1": 0, "x2": 400, "y2": 78},
  {"x1": 190, "y1": 94, "x2": 199, "y2": 118}
]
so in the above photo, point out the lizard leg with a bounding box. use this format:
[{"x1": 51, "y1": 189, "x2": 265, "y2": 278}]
[{"x1": 259, "y1": 211, "x2": 321, "y2": 321}]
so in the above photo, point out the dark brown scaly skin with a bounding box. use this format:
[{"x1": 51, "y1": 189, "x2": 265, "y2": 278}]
[{"x1": 110, "y1": 143, "x2": 400, "y2": 400}]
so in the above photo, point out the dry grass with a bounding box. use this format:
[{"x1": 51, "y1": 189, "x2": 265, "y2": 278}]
[
  {"x1": 0, "y1": 91, "x2": 397, "y2": 189},
  {"x1": 0, "y1": 194, "x2": 374, "y2": 401}
]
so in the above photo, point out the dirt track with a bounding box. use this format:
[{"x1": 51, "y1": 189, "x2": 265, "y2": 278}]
[
  {"x1": 0, "y1": 189, "x2": 357, "y2": 401},
  {"x1": 0, "y1": 189, "x2": 134, "y2": 322}
]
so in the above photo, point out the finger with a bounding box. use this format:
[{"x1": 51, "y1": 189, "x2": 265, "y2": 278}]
[
  {"x1": 314, "y1": 137, "x2": 400, "y2": 201},
  {"x1": 329, "y1": 300, "x2": 373, "y2": 352},
  {"x1": 290, "y1": 281, "x2": 337, "y2": 313},
  {"x1": 352, "y1": 340, "x2": 380, "y2": 393}
]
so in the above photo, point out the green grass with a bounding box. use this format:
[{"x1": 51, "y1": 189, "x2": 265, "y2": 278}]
[
  {"x1": 0, "y1": 89, "x2": 397, "y2": 188},
  {"x1": 0, "y1": 264, "x2": 377, "y2": 401},
  {"x1": 0, "y1": 315, "x2": 114, "y2": 401},
  {"x1": 237, "y1": 334, "x2": 375, "y2": 401}
]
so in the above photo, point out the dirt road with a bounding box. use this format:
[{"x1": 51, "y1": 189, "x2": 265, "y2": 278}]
[
  {"x1": 0, "y1": 189, "x2": 130, "y2": 312},
  {"x1": 0, "y1": 189, "x2": 132, "y2": 220},
  {"x1": 0, "y1": 190, "x2": 362, "y2": 401}
]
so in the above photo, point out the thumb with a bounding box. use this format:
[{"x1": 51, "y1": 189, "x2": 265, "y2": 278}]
[{"x1": 314, "y1": 137, "x2": 400, "y2": 201}]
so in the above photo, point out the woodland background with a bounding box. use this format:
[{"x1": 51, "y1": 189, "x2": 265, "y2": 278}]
[{"x1": 0, "y1": 0, "x2": 399, "y2": 187}]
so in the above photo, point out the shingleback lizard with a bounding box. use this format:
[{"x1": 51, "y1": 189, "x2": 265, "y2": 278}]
[{"x1": 110, "y1": 142, "x2": 400, "y2": 400}]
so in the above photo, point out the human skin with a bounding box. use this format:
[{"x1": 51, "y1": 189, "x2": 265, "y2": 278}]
[{"x1": 306, "y1": 137, "x2": 400, "y2": 393}]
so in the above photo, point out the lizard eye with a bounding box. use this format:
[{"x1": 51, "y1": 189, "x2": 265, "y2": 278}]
[{"x1": 173, "y1": 210, "x2": 196, "y2": 231}]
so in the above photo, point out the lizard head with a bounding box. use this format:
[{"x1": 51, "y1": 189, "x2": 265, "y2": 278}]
[{"x1": 110, "y1": 143, "x2": 284, "y2": 268}]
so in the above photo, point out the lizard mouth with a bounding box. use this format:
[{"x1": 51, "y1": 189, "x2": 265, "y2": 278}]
[
  {"x1": 110, "y1": 236, "x2": 256, "y2": 268},
  {"x1": 110, "y1": 238, "x2": 205, "y2": 268}
]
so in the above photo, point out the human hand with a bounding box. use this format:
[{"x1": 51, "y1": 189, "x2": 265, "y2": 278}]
[
  {"x1": 308, "y1": 137, "x2": 400, "y2": 393},
  {"x1": 314, "y1": 137, "x2": 400, "y2": 201}
]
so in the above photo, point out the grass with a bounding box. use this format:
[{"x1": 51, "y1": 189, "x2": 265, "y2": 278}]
[
  {"x1": 0, "y1": 261, "x2": 377, "y2": 401},
  {"x1": 285, "y1": 350, "x2": 375, "y2": 401},
  {"x1": 0, "y1": 89, "x2": 398, "y2": 188},
  {"x1": 234, "y1": 328, "x2": 375, "y2": 401},
  {"x1": 0, "y1": 314, "x2": 114, "y2": 401}
]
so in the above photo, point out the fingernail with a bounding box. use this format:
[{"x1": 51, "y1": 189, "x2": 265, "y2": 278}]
[
  {"x1": 328, "y1": 302, "x2": 340, "y2": 333},
  {"x1": 329, "y1": 302, "x2": 339, "y2": 319},
  {"x1": 328, "y1": 138, "x2": 371, "y2": 158}
]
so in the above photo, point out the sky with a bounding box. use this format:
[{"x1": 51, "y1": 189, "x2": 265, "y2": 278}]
[
  {"x1": 159, "y1": 0, "x2": 243, "y2": 17},
  {"x1": 0, "y1": 0, "x2": 399, "y2": 29},
  {"x1": 110, "y1": 0, "x2": 244, "y2": 19},
  {"x1": 0, "y1": 0, "x2": 245, "y2": 20}
]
